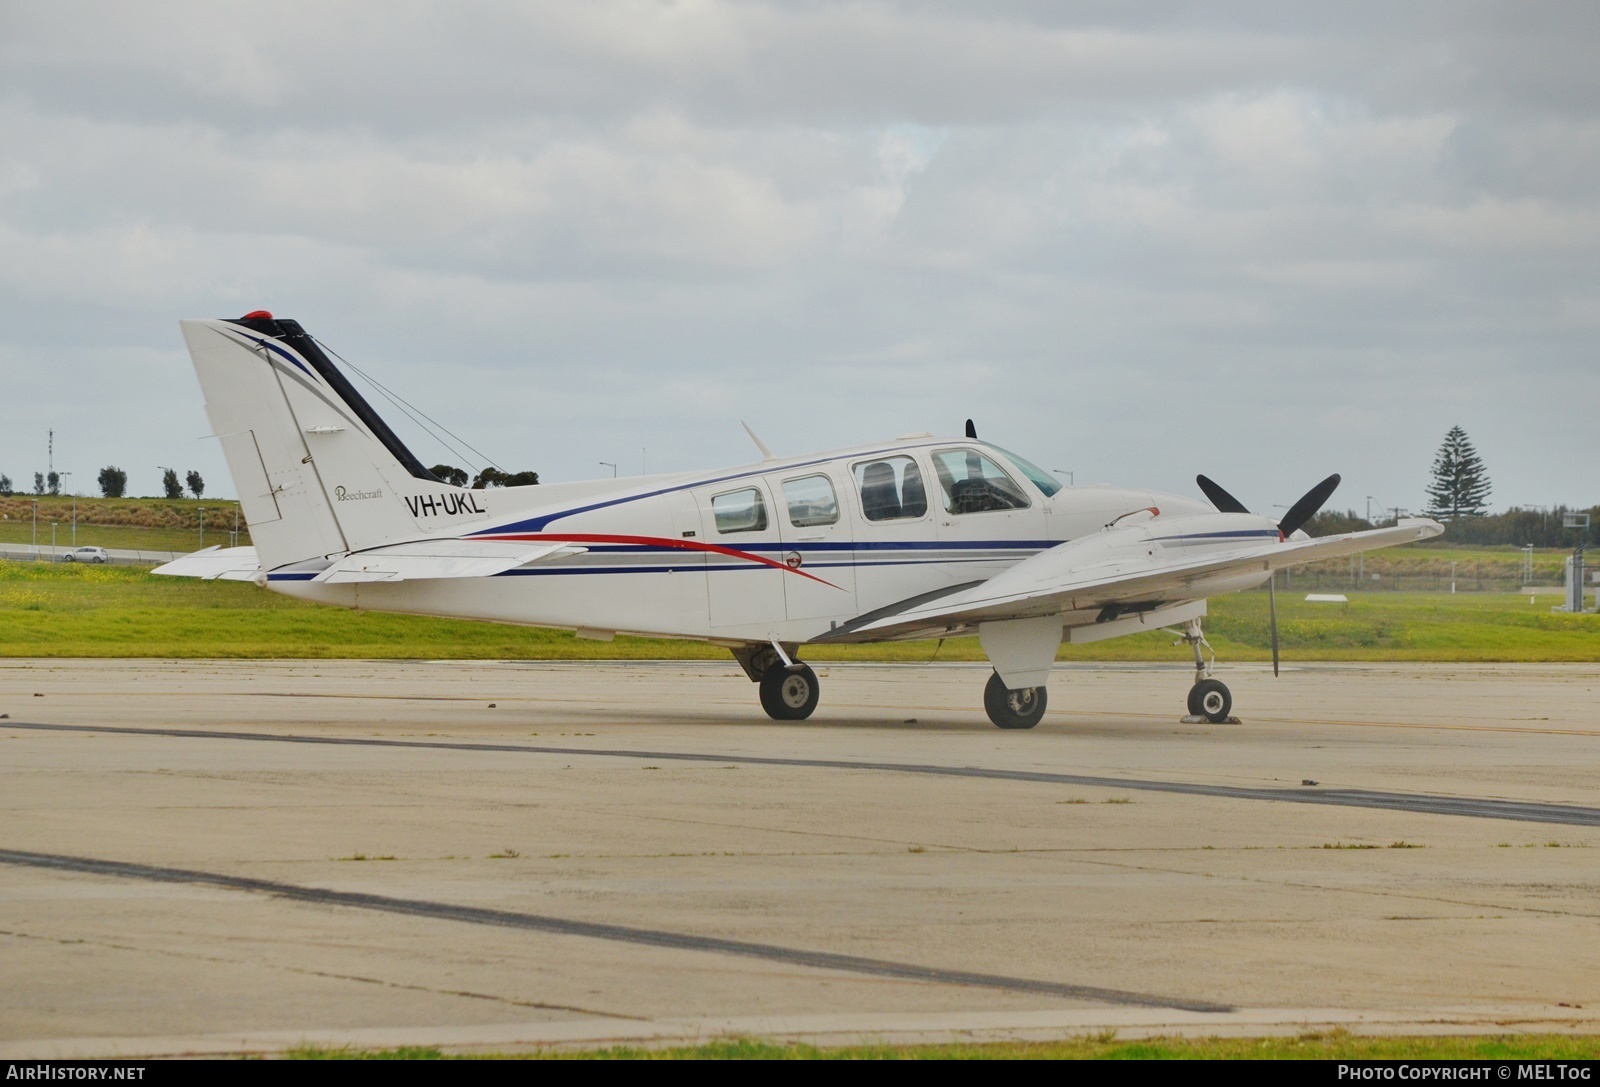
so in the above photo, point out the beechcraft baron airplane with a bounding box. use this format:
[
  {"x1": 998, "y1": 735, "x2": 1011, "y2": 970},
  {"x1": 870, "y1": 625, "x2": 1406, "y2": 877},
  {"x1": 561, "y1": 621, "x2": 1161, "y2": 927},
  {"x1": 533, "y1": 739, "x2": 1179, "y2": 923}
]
[{"x1": 156, "y1": 312, "x2": 1443, "y2": 729}]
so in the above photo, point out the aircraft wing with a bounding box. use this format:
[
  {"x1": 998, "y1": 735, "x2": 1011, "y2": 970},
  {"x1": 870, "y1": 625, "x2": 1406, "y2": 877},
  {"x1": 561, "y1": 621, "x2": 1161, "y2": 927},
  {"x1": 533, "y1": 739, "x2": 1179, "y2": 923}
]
[
  {"x1": 152, "y1": 541, "x2": 584, "y2": 583},
  {"x1": 817, "y1": 518, "x2": 1444, "y2": 644}
]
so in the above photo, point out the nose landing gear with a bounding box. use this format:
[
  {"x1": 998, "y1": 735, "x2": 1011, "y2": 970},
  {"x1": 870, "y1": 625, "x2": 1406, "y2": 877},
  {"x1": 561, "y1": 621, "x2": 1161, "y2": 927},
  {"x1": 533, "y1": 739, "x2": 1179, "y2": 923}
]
[
  {"x1": 1180, "y1": 618, "x2": 1235, "y2": 724},
  {"x1": 760, "y1": 662, "x2": 820, "y2": 720}
]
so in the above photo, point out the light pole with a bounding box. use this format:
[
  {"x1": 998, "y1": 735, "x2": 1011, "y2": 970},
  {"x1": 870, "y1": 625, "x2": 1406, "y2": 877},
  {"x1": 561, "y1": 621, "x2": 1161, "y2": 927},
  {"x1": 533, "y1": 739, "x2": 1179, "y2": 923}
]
[
  {"x1": 198, "y1": 507, "x2": 207, "y2": 549},
  {"x1": 599, "y1": 461, "x2": 617, "y2": 478},
  {"x1": 31, "y1": 498, "x2": 37, "y2": 558},
  {"x1": 51, "y1": 522, "x2": 57, "y2": 561},
  {"x1": 1052, "y1": 469, "x2": 1075, "y2": 486},
  {"x1": 232, "y1": 505, "x2": 240, "y2": 548}
]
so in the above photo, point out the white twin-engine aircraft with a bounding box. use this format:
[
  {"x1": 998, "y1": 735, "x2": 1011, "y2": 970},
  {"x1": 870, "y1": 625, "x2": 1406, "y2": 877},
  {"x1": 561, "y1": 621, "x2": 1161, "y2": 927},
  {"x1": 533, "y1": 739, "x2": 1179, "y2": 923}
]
[{"x1": 156, "y1": 313, "x2": 1443, "y2": 729}]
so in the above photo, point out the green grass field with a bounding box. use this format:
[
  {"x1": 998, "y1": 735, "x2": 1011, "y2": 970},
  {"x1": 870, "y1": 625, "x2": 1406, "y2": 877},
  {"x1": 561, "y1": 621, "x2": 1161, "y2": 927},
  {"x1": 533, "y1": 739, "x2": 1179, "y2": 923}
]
[
  {"x1": 289, "y1": 1032, "x2": 1600, "y2": 1059},
  {"x1": 2, "y1": 559, "x2": 1595, "y2": 660}
]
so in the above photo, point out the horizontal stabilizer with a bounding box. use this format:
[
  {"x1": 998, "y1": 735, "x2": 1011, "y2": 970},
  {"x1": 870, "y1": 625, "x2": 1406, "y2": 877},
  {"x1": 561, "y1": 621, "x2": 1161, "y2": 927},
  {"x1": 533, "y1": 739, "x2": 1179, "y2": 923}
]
[
  {"x1": 151, "y1": 546, "x2": 262, "y2": 581},
  {"x1": 312, "y1": 540, "x2": 584, "y2": 583}
]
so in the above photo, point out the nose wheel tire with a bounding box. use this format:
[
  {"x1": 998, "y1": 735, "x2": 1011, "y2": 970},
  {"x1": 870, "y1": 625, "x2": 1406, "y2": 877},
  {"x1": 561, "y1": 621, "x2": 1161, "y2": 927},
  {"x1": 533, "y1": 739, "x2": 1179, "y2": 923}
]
[
  {"x1": 984, "y1": 671, "x2": 1048, "y2": 730},
  {"x1": 759, "y1": 663, "x2": 820, "y2": 721},
  {"x1": 1187, "y1": 678, "x2": 1232, "y2": 723}
]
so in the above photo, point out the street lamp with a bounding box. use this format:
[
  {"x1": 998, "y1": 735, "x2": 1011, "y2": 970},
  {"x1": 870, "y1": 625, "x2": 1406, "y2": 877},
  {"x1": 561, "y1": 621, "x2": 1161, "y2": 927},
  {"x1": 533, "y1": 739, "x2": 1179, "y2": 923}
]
[
  {"x1": 31, "y1": 498, "x2": 37, "y2": 558},
  {"x1": 62, "y1": 472, "x2": 74, "y2": 545},
  {"x1": 198, "y1": 507, "x2": 207, "y2": 549},
  {"x1": 51, "y1": 522, "x2": 57, "y2": 561},
  {"x1": 599, "y1": 461, "x2": 617, "y2": 478},
  {"x1": 1052, "y1": 469, "x2": 1075, "y2": 486}
]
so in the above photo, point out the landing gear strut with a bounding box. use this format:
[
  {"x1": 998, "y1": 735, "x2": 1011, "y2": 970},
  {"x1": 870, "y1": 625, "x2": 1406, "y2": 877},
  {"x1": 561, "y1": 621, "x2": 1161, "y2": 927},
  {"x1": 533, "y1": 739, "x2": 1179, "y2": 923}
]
[
  {"x1": 984, "y1": 672, "x2": 1048, "y2": 730},
  {"x1": 1180, "y1": 619, "x2": 1233, "y2": 724}
]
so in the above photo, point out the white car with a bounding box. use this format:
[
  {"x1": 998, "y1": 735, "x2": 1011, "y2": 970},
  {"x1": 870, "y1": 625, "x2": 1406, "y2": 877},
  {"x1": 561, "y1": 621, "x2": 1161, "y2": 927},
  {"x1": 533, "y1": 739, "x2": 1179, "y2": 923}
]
[{"x1": 63, "y1": 546, "x2": 109, "y2": 564}]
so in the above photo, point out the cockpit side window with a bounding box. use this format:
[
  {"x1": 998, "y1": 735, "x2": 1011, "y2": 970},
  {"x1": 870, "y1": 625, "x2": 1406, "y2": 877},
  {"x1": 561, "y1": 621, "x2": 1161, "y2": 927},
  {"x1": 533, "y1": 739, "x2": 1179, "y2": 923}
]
[
  {"x1": 782, "y1": 474, "x2": 839, "y2": 527},
  {"x1": 852, "y1": 456, "x2": 928, "y2": 522},
  {"x1": 712, "y1": 487, "x2": 768, "y2": 533},
  {"x1": 931, "y1": 448, "x2": 1032, "y2": 514}
]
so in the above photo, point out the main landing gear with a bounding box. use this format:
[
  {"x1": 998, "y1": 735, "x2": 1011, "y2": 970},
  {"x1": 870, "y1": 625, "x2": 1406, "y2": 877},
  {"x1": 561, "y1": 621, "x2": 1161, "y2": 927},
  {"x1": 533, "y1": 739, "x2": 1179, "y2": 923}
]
[
  {"x1": 984, "y1": 672, "x2": 1048, "y2": 730},
  {"x1": 760, "y1": 662, "x2": 820, "y2": 721},
  {"x1": 1180, "y1": 618, "x2": 1234, "y2": 723},
  {"x1": 734, "y1": 642, "x2": 820, "y2": 721}
]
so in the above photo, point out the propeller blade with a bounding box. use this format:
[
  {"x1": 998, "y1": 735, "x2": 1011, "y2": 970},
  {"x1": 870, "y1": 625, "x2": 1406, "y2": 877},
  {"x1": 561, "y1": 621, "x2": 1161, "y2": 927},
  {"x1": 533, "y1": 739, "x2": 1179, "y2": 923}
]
[
  {"x1": 1269, "y1": 575, "x2": 1280, "y2": 678},
  {"x1": 1277, "y1": 473, "x2": 1342, "y2": 538},
  {"x1": 965, "y1": 418, "x2": 977, "y2": 439},
  {"x1": 1196, "y1": 474, "x2": 1249, "y2": 514}
]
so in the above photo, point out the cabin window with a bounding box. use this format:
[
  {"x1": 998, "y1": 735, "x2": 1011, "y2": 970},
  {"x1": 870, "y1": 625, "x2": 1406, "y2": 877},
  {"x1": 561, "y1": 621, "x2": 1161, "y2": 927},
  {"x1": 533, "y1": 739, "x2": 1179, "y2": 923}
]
[
  {"x1": 931, "y1": 448, "x2": 1032, "y2": 514},
  {"x1": 782, "y1": 474, "x2": 839, "y2": 527},
  {"x1": 852, "y1": 456, "x2": 928, "y2": 522},
  {"x1": 712, "y1": 487, "x2": 768, "y2": 533}
]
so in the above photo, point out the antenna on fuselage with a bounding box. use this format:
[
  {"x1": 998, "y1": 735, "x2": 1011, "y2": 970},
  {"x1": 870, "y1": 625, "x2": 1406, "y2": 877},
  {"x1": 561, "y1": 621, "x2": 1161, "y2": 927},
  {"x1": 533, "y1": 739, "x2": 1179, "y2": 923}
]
[
  {"x1": 965, "y1": 419, "x2": 977, "y2": 439},
  {"x1": 741, "y1": 420, "x2": 778, "y2": 462}
]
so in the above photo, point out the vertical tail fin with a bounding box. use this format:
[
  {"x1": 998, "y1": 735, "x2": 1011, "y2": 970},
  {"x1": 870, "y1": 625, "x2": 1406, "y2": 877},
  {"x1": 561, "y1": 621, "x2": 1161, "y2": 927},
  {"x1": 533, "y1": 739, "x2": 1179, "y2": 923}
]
[{"x1": 181, "y1": 314, "x2": 487, "y2": 571}]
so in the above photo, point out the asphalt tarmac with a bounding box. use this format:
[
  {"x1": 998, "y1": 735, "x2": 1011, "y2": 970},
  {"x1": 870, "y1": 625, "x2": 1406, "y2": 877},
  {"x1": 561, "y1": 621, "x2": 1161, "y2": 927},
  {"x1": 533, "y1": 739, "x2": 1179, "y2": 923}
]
[{"x1": 2, "y1": 658, "x2": 1597, "y2": 1056}]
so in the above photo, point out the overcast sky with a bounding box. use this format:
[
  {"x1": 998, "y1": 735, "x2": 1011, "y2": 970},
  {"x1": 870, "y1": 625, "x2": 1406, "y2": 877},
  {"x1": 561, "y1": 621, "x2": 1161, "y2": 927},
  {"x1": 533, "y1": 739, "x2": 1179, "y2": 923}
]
[{"x1": 2, "y1": 2, "x2": 1596, "y2": 518}]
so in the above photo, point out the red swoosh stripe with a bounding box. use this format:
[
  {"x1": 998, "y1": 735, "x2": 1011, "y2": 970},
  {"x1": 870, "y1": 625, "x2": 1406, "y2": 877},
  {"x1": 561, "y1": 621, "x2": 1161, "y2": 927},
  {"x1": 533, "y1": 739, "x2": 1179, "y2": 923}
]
[{"x1": 476, "y1": 532, "x2": 843, "y2": 589}]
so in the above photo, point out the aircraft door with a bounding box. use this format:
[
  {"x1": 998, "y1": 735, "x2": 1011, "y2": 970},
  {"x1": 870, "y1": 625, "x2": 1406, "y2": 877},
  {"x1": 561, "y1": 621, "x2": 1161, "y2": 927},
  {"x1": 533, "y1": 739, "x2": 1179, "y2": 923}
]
[
  {"x1": 930, "y1": 447, "x2": 1049, "y2": 579},
  {"x1": 698, "y1": 480, "x2": 786, "y2": 635},
  {"x1": 774, "y1": 471, "x2": 857, "y2": 622}
]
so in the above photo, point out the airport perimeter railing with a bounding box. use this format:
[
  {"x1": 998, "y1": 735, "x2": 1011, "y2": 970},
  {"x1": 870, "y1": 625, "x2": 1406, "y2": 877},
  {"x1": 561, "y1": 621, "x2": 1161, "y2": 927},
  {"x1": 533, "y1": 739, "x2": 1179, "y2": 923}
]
[{"x1": 0, "y1": 544, "x2": 184, "y2": 567}]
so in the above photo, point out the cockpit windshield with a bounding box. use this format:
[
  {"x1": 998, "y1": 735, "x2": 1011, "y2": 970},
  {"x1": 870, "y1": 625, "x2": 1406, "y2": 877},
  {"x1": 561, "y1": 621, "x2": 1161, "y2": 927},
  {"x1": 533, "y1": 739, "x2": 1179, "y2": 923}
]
[{"x1": 984, "y1": 444, "x2": 1064, "y2": 497}]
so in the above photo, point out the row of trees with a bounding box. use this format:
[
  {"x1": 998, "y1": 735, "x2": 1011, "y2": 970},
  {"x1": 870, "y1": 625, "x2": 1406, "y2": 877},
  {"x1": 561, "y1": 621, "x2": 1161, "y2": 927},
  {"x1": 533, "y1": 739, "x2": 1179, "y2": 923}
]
[
  {"x1": 430, "y1": 464, "x2": 540, "y2": 488},
  {"x1": 4, "y1": 462, "x2": 527, "y2": 498},
  {"x1": 1308, "y1": 505, "x2": 1597, "y2": 548},
  {"x1": 0, "y1": 467, "x2": 204, "y2": 499},
  {"x1": 0, "y1": 471, "x2": 68, "y2": 496},
  {"x1": 95, "y1": 467, "x2": 204, "y2": 499}
]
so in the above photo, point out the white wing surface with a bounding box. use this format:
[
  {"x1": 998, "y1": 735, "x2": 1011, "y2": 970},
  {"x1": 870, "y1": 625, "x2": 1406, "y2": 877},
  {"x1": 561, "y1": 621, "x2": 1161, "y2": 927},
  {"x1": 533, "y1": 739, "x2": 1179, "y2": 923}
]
[
  {"x1": 151, "y1": 546, "x2": 262, "y2": 581},
  {"x1": 818, "y1": 518, "x2": 1444, "y2": 645}
]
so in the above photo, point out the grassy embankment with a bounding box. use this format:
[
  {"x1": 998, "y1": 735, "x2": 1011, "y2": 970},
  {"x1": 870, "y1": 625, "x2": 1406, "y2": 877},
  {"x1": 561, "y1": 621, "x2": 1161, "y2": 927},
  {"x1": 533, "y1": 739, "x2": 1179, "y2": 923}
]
[
  {"x1": 2, "y1": 558, "x2": 1596, "y2": 660},
  {"x1": 0, "y1": 495, "x2": 249, "y2": 553},
  {"x1": 288, "y1": 1032, "x2": 1599, "y2": 1059}
]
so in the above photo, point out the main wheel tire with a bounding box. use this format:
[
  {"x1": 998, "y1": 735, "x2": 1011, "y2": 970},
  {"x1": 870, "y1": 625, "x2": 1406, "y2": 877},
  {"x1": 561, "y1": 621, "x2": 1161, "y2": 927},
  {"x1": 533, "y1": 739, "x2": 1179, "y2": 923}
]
[
  {"x1": 759, "y1": 663, "x2": 820, "y2": 721},
  {"x1": 1187, "y1": 678, "x2": 1232, "y2": 723},
  {"x1": 983, "y1": 671, "x2": 1047, "y2": 730}
]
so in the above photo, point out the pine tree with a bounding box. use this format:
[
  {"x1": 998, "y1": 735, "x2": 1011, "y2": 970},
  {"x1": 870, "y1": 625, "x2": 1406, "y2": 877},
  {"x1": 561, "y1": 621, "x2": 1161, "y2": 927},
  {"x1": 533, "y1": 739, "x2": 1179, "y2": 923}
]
[
  {"x1": 98, "y1": 466, "x2": 127, "y2": 499},
  {"x1": 1425, "y1": 426, "x2": 1492, "y2": 519}
]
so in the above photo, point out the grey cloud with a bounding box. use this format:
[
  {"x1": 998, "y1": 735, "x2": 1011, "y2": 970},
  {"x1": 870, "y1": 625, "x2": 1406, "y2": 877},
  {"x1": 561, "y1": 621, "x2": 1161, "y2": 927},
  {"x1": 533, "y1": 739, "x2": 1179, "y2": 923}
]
[{"x1": 1, "y1": 2, "x2": 1597, "y2": 512}]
